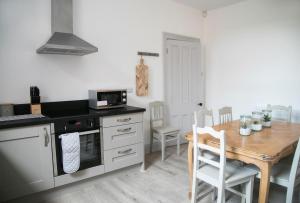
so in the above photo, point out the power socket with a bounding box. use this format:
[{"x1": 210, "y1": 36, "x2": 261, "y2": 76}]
[{"x1": 127, "y1": 88, "x2": 134, "y2": 93}]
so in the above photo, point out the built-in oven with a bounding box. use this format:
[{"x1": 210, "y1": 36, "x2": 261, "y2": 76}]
[
  {"x1": 88, "y1": 89, "x2": 127, "y2": 109},
  {"x1": 50, "y1": 116, "x2": 104, "y2": 186}
]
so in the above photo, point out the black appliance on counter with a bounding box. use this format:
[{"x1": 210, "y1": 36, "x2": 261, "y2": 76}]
[
  {"x1": 88, "y1": 89, "x2": 127, "y2": 109},
  {"x1": 53, "y1": 116, "x2": 102, "y2": 176},
  {"x1": 30, "y1": 86, "x2": 40, "y2": 104}
]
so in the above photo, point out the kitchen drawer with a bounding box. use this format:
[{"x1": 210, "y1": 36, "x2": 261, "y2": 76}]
[
  {"x1": 102, "y1": 113, "x2": 143, "y2": 127},
  {"x1": 103, "y1": 123, "x2": 142, "y2": 150},
  {"x1": 104, "y1": 143, "x2": 143, "y2": 172}
]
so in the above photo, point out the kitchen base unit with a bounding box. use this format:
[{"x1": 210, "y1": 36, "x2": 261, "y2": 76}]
[
  {"x1": 49, "y1": 115, "x2": 106, "y2": 187},
  {"x1": 0, "y1": 125, "x2": 54, "y2": 202},
  {"x1": 0, "y1": 108, "x2": 145, "y2": 202},
  {"x1": 101, "y1": 113, "x2": 145, "y2": 172}
]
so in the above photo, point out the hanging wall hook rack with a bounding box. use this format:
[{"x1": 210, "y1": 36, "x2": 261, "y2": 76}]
[{"x1": 137, "y1": 52, "x2": 159, "y2": 57}]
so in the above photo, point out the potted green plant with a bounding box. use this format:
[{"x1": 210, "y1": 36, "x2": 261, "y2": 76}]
[
  {"x1": 263, "y1": 113, "x2": 272, "y2": 127},
  {"x1": 240, "y1": 115, "x2": 251, "y2": 136},
  {"x1": 252, "y1": 112, "x2": 263, "y2": 131}
]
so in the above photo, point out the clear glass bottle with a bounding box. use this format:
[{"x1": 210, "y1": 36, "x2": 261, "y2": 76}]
[
  {"x1": 252, "y1": 111, "x2": 263, "y2": 131},
  {"x1": 262, "y1": 109, "x2": 272, "y2": 127},
  {"x1": 239, "y1": 115, "x2": 252, "y2": 136}
]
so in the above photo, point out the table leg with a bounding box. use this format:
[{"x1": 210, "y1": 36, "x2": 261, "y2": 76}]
[
  {"x1": 187, "y1": 141, "x2": 193, "y2": 199},
  {"x1": 258, "y1": 162, "x2": 271, "y2": 203}
]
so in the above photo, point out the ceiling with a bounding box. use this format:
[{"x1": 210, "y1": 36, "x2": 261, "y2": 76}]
[{"x1": 172, "y1": 0, "x2": 246, "y2": 11}]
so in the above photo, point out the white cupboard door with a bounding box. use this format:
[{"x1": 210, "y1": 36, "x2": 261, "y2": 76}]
[
  {"x1": 165, "y1": 39, "x2": 204, "y2": 136},
  {"x1": 0, "y1": 125, "x2": 54, "y2": 201}
]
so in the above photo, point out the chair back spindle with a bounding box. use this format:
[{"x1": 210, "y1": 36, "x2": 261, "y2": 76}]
[
  {"x1": 219, "y1": 107, "x2": 232, "y2": 124},
  {"x1": 150, "y1": 101, "x2": 165, "y2": 128}
]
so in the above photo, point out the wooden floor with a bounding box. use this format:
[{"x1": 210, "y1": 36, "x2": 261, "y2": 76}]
[{"x1": 9, "y1": 144, "x2": 295, "y2": 203}]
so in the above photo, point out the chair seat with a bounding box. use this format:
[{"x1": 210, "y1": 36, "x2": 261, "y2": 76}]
[
  {"x1": 246, "y1": 156, "x2": 293, "y2": 187},
  {"x1": 153, "y1": 126, "x2": 180, "y2": 135},
  {"x1": 196, "y1": 161, "x2": 257, "y2": 188}
]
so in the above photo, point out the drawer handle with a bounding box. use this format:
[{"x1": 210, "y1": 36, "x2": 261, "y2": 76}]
[
  {"x1": 117, "y1": 118, "x2": 131, "y2": 122},
  {"x1": 117, "y1": 127, "x2": 132, "y2": 133},
  {"x1": 118, "y1": 148, "x2": 133, "y2": 154}
]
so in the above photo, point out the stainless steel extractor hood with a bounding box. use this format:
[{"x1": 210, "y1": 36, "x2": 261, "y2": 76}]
[{"x1": 37, "y1": 0, "x2": 98, "y2": 56}]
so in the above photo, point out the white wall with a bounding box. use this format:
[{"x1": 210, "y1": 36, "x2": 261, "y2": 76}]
[
  {"x1": 0, "y1": 0, "x2": 204, "y2": 147},
  {"x1": 204, "y1": 0, "x2": 300, "y2": 122}
]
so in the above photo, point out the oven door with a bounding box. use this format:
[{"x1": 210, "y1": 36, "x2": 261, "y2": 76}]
[
  {"x1": 55, "y1": 129, "x2": 102, "y2": 176},
  {"x1": 97, "y1": 91, "x2": 125, "y2": 107}
]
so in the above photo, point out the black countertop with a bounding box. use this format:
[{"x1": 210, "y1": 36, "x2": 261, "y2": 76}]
[{"x1": 0, "y1": 105, "x2": 146, "y2": 130}]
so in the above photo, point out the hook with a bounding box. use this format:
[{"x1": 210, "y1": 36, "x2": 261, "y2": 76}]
[{"x1": 140, "y1": 55, "x2": 144, "y2": 65}]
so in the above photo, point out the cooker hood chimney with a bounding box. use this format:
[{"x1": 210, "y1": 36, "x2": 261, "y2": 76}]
[{"x1": 37, "y1": 0, "x2": 98, "y2": 56}]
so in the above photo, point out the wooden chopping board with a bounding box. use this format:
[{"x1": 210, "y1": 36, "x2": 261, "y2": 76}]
[{"x1": 136, "y1": 58, "x2": 149, "y2": 96}]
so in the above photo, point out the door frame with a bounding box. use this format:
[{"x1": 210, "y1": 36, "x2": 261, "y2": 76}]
[{"x1": 163, "y1": 32, "x2": 204, "y2": 112}]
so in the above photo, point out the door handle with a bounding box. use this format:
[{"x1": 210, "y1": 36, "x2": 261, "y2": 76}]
[
  {"x1": 118, "y1": 148, "x2": 133, "y2": 155},
  {"x1": 117, "y1": 127, "x2": 132, "y2": 133},
  {"x1": 44, "y1": 127, "x2": 50, "y2": 147},
  {"x1": 198, "y1": 103, "x2": 203, "y2": 107},
  {"x1": 117, "y1": 118, "x2": 131, "y2": 122}
]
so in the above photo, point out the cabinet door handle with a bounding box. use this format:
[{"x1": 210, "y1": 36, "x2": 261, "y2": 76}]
[
  {"x1": 118, "y1": 148, "x2": 133, "y2": 155},
  {"x1": 117, "y1": 118, "x2": 131, "y2": 122},
  {"x1": 117, "y1": 127, "x2": 132, "y2": 133},
  {"x1": 44, "y1": 127, "x2": 50, "y2": 147}
]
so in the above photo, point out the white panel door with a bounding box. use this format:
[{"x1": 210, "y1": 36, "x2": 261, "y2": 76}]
[{"x1": 165, "y1": 39, "x2": 204, "y2": 136}]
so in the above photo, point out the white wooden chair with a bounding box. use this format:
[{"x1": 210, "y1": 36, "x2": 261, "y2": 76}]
[
  {"x1": 267, "y1": 104, "x2": 292, "y2": 123},
  {"x1": 194, "y1": 108, "x2": 215, "y2": 127},
  {"x1": 191, "y1": 122, "x2": 257, "y2": 203},
  {"x1": 219, "y1": 107, "x2": 232, "y2": 124},
  {"x1": 247, "y1": 138, "x2": 300, "y2": 203},
  {"x1": 149, "y1": 101, "x2": 180, "y2": 161},
  {"x1": 205, "y1": 108, "x2": 215, "y2": 127}
]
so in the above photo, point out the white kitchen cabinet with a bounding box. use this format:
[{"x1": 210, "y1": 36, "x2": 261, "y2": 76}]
[
  {"x1": 102, "y1": 113, "x2": 145, "y2": 172},
  {"x1": 104, "y1": 143, "x2": 143, "y2": 172},
  {"x1": 101, "y1": 113, "x2": 143, "y2": 127},
  {"x1": 103, "y1": 123, "x2": 143, "y2": 150},
  {"x1": 0, "y1": 125, "x2": 54, "y2": 202}
]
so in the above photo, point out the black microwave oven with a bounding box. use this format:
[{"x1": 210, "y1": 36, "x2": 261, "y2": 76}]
[{"x1": 88, "y1": 89, "x2": 127, "y2": 109}]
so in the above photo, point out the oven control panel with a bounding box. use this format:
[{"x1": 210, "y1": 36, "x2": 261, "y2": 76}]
[{"x1": 54, "y1": 117, "x2": 100, "y2": 134}]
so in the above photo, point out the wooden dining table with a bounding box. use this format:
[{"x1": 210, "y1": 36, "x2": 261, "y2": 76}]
[{"x1": 185, "y1": 120, "x2": 300, "y2": 203}]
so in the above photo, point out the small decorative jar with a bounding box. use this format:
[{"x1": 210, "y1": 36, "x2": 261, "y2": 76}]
[
  {"x1": 239, "y1": 115, "x2": 252, "y2": 136},
  {"x1": 262, "y1": 109, "x2": 272, "y2": 127},
  {"x1": 252, "y1": 111, "x2": 263, "y2": 131}
]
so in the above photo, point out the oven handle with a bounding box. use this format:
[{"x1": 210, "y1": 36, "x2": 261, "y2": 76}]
[
  {"x1": 58, "y1": 129, "x2": 100, "y2": 139},
  {"x1": 44, "y1": 127, "x2": 50, "y2": 147}
]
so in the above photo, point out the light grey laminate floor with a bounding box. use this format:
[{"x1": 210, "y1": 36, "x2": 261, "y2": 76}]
[{"x1": 9, "y1": 144, "x2": 298, "y2": 203}]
